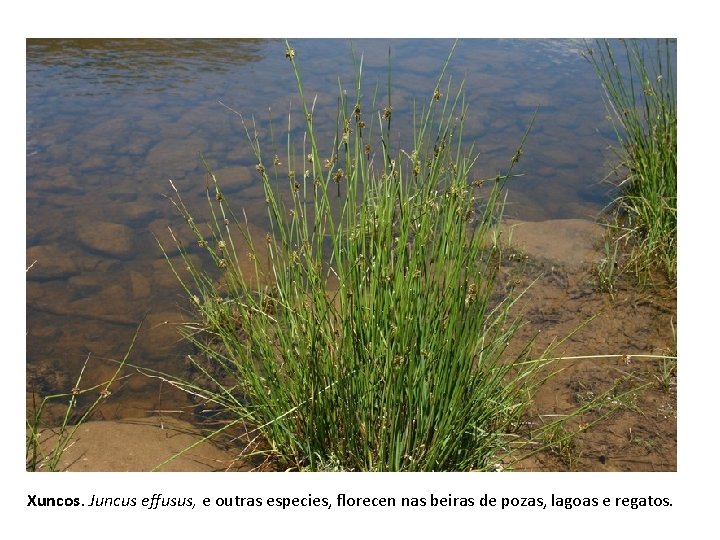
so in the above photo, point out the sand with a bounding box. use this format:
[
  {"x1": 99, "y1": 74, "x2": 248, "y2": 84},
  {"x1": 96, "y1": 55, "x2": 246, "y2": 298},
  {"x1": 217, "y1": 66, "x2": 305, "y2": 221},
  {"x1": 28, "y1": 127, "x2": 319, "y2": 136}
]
[{"x1": 34, "y1": 416, "x2": 249, "y2": 472}]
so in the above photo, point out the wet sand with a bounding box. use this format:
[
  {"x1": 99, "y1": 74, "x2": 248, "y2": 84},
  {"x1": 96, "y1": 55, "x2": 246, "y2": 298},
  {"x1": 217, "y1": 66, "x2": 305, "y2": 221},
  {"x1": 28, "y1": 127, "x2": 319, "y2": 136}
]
[{"x1": 33, "y1": 417, "x2": 249, "y2": 472}]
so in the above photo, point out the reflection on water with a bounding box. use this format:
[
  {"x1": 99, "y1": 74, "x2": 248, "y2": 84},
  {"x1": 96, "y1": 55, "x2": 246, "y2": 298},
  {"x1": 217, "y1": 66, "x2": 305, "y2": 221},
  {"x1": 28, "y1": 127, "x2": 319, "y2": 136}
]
[
  {"x1": 27, "y1": 39, "x2": 267, "y2": 74},
  {"x1": 26, "y1": 38, "x2": 636, "y2": 421}
]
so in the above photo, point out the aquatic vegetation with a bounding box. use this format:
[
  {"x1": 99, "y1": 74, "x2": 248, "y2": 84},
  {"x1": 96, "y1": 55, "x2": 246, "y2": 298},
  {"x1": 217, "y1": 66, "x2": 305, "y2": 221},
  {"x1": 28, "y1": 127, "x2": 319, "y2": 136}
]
[
  {"x1": 595, "y1": 236, "x2": 620, "y2": 297},
  {"x1": 160, "y1": 42, "x2": 563, "y2": 471},
  {"x1": 586, "y1": 39, "x2": 677, "y2": 284},
  {"x1": 26, "y1": 326, "x2": 136, "y2": 471},
  {"x1": 162, "y1": 45, "x2": 538, "y2": 470}
]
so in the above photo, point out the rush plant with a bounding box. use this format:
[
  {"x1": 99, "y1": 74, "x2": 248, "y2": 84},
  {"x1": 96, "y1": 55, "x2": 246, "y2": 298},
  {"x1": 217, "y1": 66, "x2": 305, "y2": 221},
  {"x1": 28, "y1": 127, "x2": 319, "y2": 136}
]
[
  {"x1": 586, "y1": 39, "x2": 677, "y2": 284},
  {"x1": 161, "y1": 42, "x2": 542, "y2": 471}
]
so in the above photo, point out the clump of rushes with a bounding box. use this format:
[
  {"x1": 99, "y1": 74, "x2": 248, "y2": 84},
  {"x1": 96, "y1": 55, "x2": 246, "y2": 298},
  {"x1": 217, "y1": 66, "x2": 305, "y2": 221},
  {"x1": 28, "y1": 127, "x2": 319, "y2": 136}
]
[
  {"x1": 162, "y1": 41, "x2": 541, "y2": 471},
  {"x1": 586, "y1": 39, "x2": 677, "y2": 284}
]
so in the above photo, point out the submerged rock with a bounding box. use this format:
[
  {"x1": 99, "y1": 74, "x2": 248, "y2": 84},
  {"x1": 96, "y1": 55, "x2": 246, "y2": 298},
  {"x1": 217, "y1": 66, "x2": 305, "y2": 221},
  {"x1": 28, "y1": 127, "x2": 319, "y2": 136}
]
[
  {"x1": 129, "y1": 270, "x2": 152, "y2": 300},
  {"x1": 122, "y1": 200, "x2": 162, "y2": 226},
  {"x1": 77, "y1": 221, "x2": 134, "y2": 258},
  {"x1": 26, "y1": 244, "x2": 80, "y2": 280},
  {"x1": 69, "y1": 283, "x2": 141, "y2": 325},
  {"x1": 502, "y1": 218, "x2": 604, "y2": 272},
  {"x1": 138, "y1": 310, "x2": 190, "y2": 359},
  {"x1": 211, "y1": 165, "x2": 256, "y2": 193}
]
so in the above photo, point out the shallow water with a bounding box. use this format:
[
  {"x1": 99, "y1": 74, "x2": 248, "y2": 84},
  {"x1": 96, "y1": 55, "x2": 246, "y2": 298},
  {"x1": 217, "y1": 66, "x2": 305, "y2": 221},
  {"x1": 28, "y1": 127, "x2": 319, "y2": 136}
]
[{"x1": 26, "y1": 38, "x2": 646, "y2": 420}]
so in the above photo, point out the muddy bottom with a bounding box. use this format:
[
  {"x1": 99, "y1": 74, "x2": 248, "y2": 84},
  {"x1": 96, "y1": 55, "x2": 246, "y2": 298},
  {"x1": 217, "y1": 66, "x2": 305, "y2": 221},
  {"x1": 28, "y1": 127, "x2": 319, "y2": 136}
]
[
  {"x1": 501, "y1": 219, "x2": 676, "y2": 471},
  {"x1": 27, "y1": 218, "x2": 676, "y2": 472}
]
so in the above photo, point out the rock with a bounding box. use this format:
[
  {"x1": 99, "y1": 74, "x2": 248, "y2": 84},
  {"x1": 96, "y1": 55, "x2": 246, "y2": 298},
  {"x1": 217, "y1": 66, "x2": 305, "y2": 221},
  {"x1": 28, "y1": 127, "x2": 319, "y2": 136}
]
[
  {"x1": 26, "y1": 279, "x2": 75, "y2": 312},
  {"x1": 541, "y1": 146, "x2": 577, "y2": 166},
  {"x1": 501, "y1": 218, "x2": 604, "y2": 272},
  {"x1": 147, "y1": 217, "x2": 204, "y2": 258},
  {"x1": 138, "y1": 310, "x2": 190, "y2": 359},
  {"x1": 30, "y1": 174, "x2": 83, "y2": 195},
  {"x1": 122, "y1": 200, "x2": 162, "y2": 226},
  {"x1": 77, "y1": 221, "x2": 134, "y2": 258},
  {"x1": 69, "y1": 283, "x2": 141, "y2": 325},
  {"x1": 26, "y1": 244, "x2": 80, "y2": 280},
  {"x1": 515, "y1": 91, "x2": 553, "y2": 108},
  {"x1": 67, "y1": 273, "x2": 102, "y2": 295},
  {"x1": 81, "y1": 116, "x2": 128, "y2": 146},
  {"x1": 77, "y1": 154, "x2": 108, "y2": 172},
  {"x1": 129, "y1": 270, "x2": 152, "y2": 299},
  {"x1": 151, "y1": 254, "x2": 203, "y2": 291},
  {"x1": 28, "y1": 278, "x2": 139, "y2": 326},
  {"x1": 144, "y1": 135, "x2": 207, "y2": 175},
  {"x1": 121, "y1": 133, "x2": 154, "y2": 157},
  {"x1": 211, "y1": 165, "x2": 255, "y2": 192}
]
